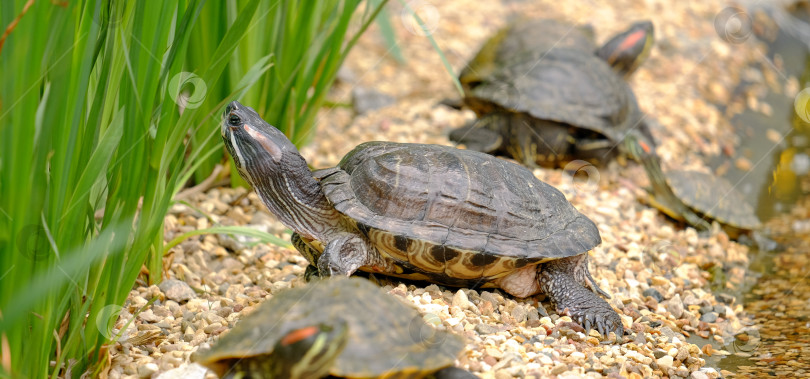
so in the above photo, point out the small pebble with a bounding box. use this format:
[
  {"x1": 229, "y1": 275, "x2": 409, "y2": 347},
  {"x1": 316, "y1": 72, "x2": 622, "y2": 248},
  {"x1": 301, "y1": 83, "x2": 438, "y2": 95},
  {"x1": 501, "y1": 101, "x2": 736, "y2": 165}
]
[
  {"x1": 158, "y1": 279, "x2": 196, "y2": 303},
  {"x1": 642, "y1": 288, "x2": 664, "y2": 302},
  {"x1": 666, "y1": 295, "x2": 685, "y2": 319},
  {"x1": 452, "y1": 289, "x2": 471, "y2": 310},
  {"x1": 137, "y1": 362, "x2": 159, "y2": 378},
  {"x1": 700, "y1": 312, "x2": 718, "y2": 323},
  {"x1": 475, "y1": 323, "x2": 498, "y2": 335},
  {"x1": 656, "y1": 355, "x2": 674, "y2": 370},
  {"x1": 511, "y1": 305, "x2": 528, "y2": 323}
]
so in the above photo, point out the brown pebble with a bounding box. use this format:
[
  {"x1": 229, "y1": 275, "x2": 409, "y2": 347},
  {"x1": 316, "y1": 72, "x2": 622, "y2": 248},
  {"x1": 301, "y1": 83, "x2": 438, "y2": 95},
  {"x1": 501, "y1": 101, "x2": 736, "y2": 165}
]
[
  {"x1": 479, "y1": 300, "x2": 495, "y2": 316},
  {"x1": 483, "y1": 355, "x2": 498, "y2": 366},
  {"x1": 702, "y1": 344, "x2": 714, "y2": 356}
]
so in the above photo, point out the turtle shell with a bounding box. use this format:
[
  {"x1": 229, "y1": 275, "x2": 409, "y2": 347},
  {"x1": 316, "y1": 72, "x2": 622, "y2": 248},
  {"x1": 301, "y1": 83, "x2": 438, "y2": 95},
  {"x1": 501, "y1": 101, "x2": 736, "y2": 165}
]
[
  {"x1": 318, "y1": 142, "x2": 601, "y2": 283},
  {"x1": 466, "y1": 47, "x2": 642, "y2": 144},
  {"x1": 665, "y1": 170, "x2": 761, "y2": 230},
  {"x1": 193, "y1": 277, "x2": 464, "y2": 377},
  {"x1": 460, "y1": 18, "x2": 596, "y2": 86}
]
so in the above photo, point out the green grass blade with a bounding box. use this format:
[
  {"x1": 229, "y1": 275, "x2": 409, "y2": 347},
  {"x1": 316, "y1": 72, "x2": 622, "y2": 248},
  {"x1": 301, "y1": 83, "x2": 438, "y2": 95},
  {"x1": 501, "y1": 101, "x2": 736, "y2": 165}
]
[{"x1": 164, "y1": 225, "x2": 290, "y2": 254}]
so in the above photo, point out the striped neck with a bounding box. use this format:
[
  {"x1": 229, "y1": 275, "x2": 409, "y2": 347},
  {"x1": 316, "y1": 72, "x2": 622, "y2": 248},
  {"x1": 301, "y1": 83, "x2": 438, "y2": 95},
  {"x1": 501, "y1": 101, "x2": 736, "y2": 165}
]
[{"x1": 245, "y1": 151, "x2": 342, "y2": 241}]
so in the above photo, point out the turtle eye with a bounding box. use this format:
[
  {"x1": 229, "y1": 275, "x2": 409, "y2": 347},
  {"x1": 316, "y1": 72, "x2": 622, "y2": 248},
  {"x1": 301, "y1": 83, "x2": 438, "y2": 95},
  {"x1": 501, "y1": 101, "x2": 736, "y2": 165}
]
[{"x1": 228, "y1": 114, "x2": 241, "y2": 126}]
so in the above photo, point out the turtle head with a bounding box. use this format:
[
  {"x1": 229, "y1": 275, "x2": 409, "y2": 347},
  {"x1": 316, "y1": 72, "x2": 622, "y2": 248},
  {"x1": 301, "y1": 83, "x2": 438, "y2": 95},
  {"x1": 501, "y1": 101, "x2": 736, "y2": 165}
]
[
  {"x1": 597, "y1": 20, "x2": 654, "y2": 78},
  {"x1": 267, "y1": 322, "x2": 349, "y2": 379},
  {"x1": 196, "y1": 322, "x2": 349, "y2": 379},
  {"x1": 221, "y1": 101, "x2": 302, "y2": 183},
  {"x1": 623, "y1": 132, "x2": 656, "y2": 162},
  {"x1": 221, "y1": 101, "x2": 338, "y2": 240}
]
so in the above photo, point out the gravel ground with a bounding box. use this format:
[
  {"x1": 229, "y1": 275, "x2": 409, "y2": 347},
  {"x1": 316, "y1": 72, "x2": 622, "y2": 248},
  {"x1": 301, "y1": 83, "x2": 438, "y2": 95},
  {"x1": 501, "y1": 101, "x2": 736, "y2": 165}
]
[{"x1": 102, "y1": 1, "x2": 806, "y2": 378}]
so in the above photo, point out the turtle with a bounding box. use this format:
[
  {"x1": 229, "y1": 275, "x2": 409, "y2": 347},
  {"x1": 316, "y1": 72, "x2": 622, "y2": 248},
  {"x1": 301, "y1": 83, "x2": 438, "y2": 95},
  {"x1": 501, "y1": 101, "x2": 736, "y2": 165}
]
[
  {"x1": 624, "y1": 134, "x2": 762, "y2": 236},
  {"x1": 193, "y1": 277, "x2": 471, "y2": 379},
  {"x1": 221, "y1": 101, "x2": 625, "y2": 340},
  {"x1": 449, "y1": 19, "x2": 655, "y2": 168}
]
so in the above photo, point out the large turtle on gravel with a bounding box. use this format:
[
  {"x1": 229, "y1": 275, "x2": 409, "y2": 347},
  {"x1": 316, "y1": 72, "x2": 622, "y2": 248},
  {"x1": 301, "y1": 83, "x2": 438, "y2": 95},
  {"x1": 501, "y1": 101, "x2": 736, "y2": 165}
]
[
  {"x1": 193, "y1": 277, "x2": 471, "y2": 379},
  {"x1": 449, "y1": 19, "x2": 655, "y2": 167},
  {"x1": 222, "y1": 101, "x2": 624, "y2": 339},
  {"x1": 624, "y1": 134, "x2": 762, "y2": 235}
]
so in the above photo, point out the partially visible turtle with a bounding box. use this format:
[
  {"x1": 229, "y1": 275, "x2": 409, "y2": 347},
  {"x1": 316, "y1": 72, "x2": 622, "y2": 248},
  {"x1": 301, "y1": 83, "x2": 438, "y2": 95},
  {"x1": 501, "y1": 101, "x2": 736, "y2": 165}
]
[
  {"x1": 624, "y1": 134, "x2": 762, "y2": 236},
  {"x1": 458, "y1": 19, "x2": 653, "y2": 85},
  {"x1": 450, "y1": 19, "x2": 655, "y2": 167},
  {"x1": 193, "y1": 277, "x2": 470, "y2": 379},
  {"x1": 222, "y1": 101, "x2": 625, "y2": 340}
]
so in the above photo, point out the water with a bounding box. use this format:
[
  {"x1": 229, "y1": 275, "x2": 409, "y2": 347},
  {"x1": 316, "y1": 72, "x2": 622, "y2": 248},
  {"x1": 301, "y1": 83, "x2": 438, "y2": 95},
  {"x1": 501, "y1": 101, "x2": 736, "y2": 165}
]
[{"x1": 694, "y1": 4, "x2": 810, "y2": 375}]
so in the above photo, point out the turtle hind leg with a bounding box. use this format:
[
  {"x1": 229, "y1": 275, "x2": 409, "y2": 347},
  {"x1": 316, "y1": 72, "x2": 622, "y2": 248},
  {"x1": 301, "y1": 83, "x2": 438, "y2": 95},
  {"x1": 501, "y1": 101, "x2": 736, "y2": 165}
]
[
  {"x1": 539, "y1": 256, "x2": 624, "y2": 342},
  {"x1": 572, "y1": 254, "x2": 611, "y2": 299}
]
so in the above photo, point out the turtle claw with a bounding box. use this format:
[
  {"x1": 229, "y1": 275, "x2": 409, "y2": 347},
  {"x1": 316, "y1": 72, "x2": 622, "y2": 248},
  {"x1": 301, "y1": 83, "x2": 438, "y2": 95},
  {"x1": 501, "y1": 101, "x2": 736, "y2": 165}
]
[{"x1": 567, "y1": 306, "x2": 624, "y2": 343}]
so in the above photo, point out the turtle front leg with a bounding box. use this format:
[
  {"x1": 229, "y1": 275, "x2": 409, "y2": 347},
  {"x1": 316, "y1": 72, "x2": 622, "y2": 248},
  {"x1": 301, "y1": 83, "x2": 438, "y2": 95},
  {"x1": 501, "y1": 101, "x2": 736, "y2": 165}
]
[
  {"x1": 317, "y1": 234, "x2": 370, "y2": 277},
  {"x1": 539, "y1": 256, "x2": 624, "y2": 342},
  {"x1": 292, "y1": 232, "x2": 379, "y2": 278}
]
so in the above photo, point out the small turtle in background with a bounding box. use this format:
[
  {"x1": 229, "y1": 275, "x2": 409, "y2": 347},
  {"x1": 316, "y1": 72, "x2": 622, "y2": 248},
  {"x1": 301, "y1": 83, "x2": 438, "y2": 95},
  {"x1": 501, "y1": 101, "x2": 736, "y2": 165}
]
[
  {"x1": 449, "y1": 19, "x2": 655, "y2": 167},
  {"x1": 222, "y1": 101, "x2": 625, "y2": 340},
  {"x1": 624, "y1": 134, "x2": 762, "y2": 237},
  {"x1": 193, "y1": 277, "x2": 471, "y2": 378}
]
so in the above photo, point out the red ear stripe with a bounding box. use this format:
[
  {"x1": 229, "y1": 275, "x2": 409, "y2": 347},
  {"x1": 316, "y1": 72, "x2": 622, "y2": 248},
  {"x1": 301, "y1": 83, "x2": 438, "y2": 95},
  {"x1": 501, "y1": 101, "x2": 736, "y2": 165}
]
[
  {"x1": 243, "y1": 123, "x2": 283, "y2": 162},
  {"x1": 639, "y1": 140, "x2": 652, "y2": 154},
  {"x1": 281, "y1": 326, "x2": 320, "y2": 346},
  {"x1": 618, "y1": 30, "x2": 646, "y2": 52}
]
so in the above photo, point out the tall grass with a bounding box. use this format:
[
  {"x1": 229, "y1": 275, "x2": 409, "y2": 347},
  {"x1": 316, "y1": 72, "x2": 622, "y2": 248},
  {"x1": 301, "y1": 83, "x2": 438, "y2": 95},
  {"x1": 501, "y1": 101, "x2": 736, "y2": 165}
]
[
  {"x1": 0, "y1": 0, "x2": 387, "y2": 377},
  {"x1": 235, "y1": 0, "x2": 386, "y2": 146}
]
